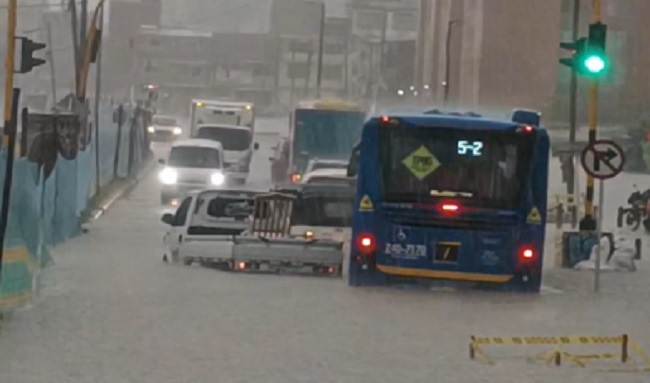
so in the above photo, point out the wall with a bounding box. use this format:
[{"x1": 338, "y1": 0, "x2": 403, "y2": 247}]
[{"x1": 0, "y1": 103, "x2": 151, "y2": 312}]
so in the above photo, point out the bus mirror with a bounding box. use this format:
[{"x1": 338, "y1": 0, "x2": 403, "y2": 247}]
[
  {"x1": 254, "y1": 142, "x2": 259, "y2": 150},
  {"x1": 347, "y1": 158, "x2": 358, "y2": 177}
]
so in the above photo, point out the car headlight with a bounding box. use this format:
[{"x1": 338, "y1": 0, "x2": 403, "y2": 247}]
[
  {"x1": 147, "y1": 126, "x2": 155, "y2": 133},
  {"x1": 211, "y1": 172, "x2": 225, "y2": 185},
  {"x1": 172, "y1": 127, "x2": 182, "y2": 135},
  {"x1": 159, "y1": 168, "x2": 178, "y2": 185}
]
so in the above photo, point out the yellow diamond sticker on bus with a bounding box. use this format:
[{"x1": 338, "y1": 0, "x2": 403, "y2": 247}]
[
  {"x1": 359, "y1": 195, "x2": 374, "y2": 212},
  {"x1": 527, "y1": 207, "x2": 542, "y2": 224},
  {"x1": 402, "y1": 146, "x2": 440, "y2": 180}
]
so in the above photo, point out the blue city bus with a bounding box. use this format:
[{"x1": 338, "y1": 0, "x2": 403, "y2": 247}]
[{"x1": 347, "y1": 110, "x2": 549, "y2": 292}]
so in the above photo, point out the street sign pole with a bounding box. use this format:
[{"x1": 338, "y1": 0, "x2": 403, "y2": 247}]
[
  {"x1": 580, "y1": 139, "x2": 625, "y2": 293},
  {"x1": 594, "y1": 179, "x2": 604, "y2": 292}
]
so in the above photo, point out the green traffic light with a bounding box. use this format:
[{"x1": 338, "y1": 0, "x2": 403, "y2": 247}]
[{"x1": 584, "y1": 55, "x2": 606, "y2": 73}]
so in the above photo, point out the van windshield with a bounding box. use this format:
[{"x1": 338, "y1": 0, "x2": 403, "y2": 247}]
[
  {"x1": 153, "y1": 116, "x2": 177, "y2": 126},
  {"x1": 168, "y1": 146, "x2": 221, "y2": 168},
  {"x1": 195, "y1": 126, "x2": 251, "y2": 151}
]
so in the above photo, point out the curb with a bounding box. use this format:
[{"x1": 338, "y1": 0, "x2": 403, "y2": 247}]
[{"x1": 90, "y1": 157, "x2": 157, "y2": 221}]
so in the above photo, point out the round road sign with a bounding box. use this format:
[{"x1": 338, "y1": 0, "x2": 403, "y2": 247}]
[{"x1": 580, "y1": 139, "x2": 626, "y2": 180}]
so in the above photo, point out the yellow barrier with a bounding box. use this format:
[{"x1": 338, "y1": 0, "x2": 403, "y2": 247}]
[{"x1": 469, "y1": 334, "x2": 650, "y2": 371}]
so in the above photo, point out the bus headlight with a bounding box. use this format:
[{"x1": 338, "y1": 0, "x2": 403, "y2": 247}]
[
  {"x1": 147, "y1": 126, "x2": 155, "y2": 133},
  {"x1": 211, "y1": 172, "x2": 225, "y2": 186},
  {"x1": 172, "y1": 127, "x2": 182, "y2": 135},
  {"x1": 159, "y1": 168, "x2": 178, "y2": 185}
]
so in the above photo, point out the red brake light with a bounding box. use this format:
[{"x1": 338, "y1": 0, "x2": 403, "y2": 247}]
[
  {"x1": 291, "y1": 173, "x2": 301, "y2": 183},
  {"x1": 520, "y1": 247, "x2": 535, "y2": 262},
  {"x1": 517, "y1": 125, "x2": 535, "y2": 133},
  {"x1": 380, "y1": 115, "x2": 390, "y2": 123},
  {"x1": 358, "y1": 234, "x2": 375, "y2": 253},
  {"x1": 440, "y1": 203, "x2": 460, "y2": 214}
]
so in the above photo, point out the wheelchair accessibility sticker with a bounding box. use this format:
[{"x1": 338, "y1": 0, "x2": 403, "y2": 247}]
[{"x1": 402, "y1": 146, "x2": 440, "y2": 180}]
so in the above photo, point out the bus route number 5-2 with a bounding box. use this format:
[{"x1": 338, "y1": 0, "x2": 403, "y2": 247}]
[{"x1": 457, "y1": 140, "x2": 483, "y2": 157}]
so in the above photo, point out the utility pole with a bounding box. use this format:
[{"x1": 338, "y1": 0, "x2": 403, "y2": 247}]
[
  {"x1": 93, "y1": 6, "x2": 104, "y2": 195},
  {"x1": 443, "y1": 20, "x2": 459, "y2": 105},
  {"x1": 0, "y1": 0, "x2": 17, "y2": 285},
  {"x1": 80, "y1": 0, "x2": 88, "y2": 56},
  {"x1": 2, "y1": 0, "x2": 17, "y2": 148},
  {"x1": 78, "y1": 0, "x2": 107, "y2": 100},
  {"x1": 70, "y1": 0, "x2": 81, "y2": 93},
  {"x1": 315, "y1": 2, "x2": 326, "y2": 98},
  {"x1": 46, "y1": 20, "x2": 58, "y2": 107}
]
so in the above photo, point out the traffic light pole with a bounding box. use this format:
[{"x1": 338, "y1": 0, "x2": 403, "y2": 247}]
[
  {"x1": 2, "y1": 0, "x2": 17, "y2": 149},
  {"x1": 567, "y1": 0, "x2": 580, "y2": 196},
  {"x1": 580, "y1": 0, "x2": 601, "y2": 231}
]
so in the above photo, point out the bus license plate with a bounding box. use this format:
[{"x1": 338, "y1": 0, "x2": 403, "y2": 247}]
[{"x1": 435, "y1": 242, "x2": 459, "y2": 263}]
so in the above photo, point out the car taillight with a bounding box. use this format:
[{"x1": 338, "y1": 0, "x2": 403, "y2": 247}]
[
  {"x1": 520, "y1": 247, "x2": 535, "y2": 262},
  {"x1": 357, "y1": 233, "x2": 375, "y2": 253},
  {"x1": 291, "y1": 173, "x2": 301, "y2": 183}
]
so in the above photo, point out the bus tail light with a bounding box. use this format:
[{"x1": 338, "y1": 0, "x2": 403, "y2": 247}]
[
  {"x1": 517, "y1": 125, "x2": 535, "y2": 133},
  {"x1": 439, "y1": 202, "x2": 460, "y2": 214},
  {"x1": 357, "y1": 233, "x2": 375, "y2": 253},
  {"x1": 519, "y1": 247, "x2": 535, "y2": 262}
]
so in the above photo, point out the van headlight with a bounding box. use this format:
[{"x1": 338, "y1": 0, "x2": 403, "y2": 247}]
[
  {"x1": 211, "y1": 172, "x2": 225, "y2": 185},
  {"x1": 172, "y1": 127, "x2": 182, "y2": 135},
  {"x1": 159, "y1": 168, "x2": 178, "y2": 185},
  {"x1": 147, "y1": 126, "x2": 155, "y2": 133}
]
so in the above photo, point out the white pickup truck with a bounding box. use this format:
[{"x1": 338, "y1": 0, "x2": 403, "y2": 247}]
[
  {"x1": 160, "y1": 183, "x2": 354, "y2": 276},
  {"x1": 161, "y1": 189, "x2": 260, "y2": 267}
]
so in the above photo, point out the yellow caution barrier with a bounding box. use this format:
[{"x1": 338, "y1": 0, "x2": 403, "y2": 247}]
[{"x1": 469, "y1": 334, "x2": 650, "y2": 371}]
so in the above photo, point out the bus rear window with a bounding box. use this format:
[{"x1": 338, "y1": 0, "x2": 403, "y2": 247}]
[{"x1": 378, "y1": 126, "x2": 535, "y2": 209}]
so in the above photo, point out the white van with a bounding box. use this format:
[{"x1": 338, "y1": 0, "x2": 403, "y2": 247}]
[
  {"x1": 158, "y1": 139, "x2": 226, "y2": 205},
  {"x1": 193, "y1": 124, "x2": 259, "y2": 185}
]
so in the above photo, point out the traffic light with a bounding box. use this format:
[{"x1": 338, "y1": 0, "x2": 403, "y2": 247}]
[
  {"x1": 559, "y1": 37, "x2": 588, "y2": 73},
  {"x1": 558, "y1": 23, "x2": 608, "y2": 77},
  {"x1": 16, "y1": 37, "x2": 46, "y2": 74},
  {"x1": 584, "y1": 22, "x2": 608, "y2": 76}
]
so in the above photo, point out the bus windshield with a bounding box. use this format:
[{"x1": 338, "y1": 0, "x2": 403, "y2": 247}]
[{"x1": 379, "y1": 126, "x2": 535, "y2": 209}]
